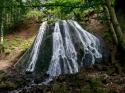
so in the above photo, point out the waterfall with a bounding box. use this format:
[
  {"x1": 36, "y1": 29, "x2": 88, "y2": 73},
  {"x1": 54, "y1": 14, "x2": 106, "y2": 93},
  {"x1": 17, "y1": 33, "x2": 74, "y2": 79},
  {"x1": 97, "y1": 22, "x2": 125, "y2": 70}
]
[
  {"x1": 68, "y1": 20, "x2": 102, "y2": 66},
  {"x1": 26, "y1": 21, "x2": 48, "y2": 72},
  {"x1": 15, "y1": 20, "x2": 102, "y2": 83},
  {"x1": 47, "y1": 21, "x2": 79, "y2": 77},
  {"x1": 46, "y1": 20, "x2": 102, "y2": 77},
  {"x1": 47, "y1": 22, "x2": 64, "y2": 76},
  {"x1": 62, "y1": 20, "x2": 79, "y2": 73}
]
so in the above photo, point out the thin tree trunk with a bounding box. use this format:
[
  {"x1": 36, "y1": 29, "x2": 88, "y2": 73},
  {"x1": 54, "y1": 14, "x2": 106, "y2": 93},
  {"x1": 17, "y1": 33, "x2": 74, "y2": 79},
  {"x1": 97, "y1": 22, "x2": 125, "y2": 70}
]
[
  {"x1": 0, "y1": 21, "x2": 4, "y2": 45},
  {"x1": 0, "y1": 1, "x2": 5, "y2": 53},
  {"x1": 105, "y1": 0, "x2": 125, "y2": 51},
  {"x1": 104, "y1": 6, "x2": 118, "y2": 64},
  {"x1": 104, "y1": 6, "x2": 118, "y2": 45},
  {"x1": 0, "y1": 13, "x2": 4, "y2": 53}
]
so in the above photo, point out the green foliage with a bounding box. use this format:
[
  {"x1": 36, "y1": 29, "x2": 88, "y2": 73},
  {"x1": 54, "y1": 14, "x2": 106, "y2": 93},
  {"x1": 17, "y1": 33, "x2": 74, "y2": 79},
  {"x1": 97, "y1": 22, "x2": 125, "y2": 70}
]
[
  {"x1": 0, "y1": 0, "x2": 106, "y2": 34},
  {"x1": 45, "y1": 0, "x2": 81, "y2": 20},
  {"x1": 0, "y1": 0, "x2": 27, "y2": 35},
  {"x1": 41, "y1": 0, "x2": 105, "y2": 21},
  {"x1": 3, "y1": 36, "x2": 34, "y2": 54},
  {"x1": 25, "y1": 9, "x2": 44, "y2": 22},
  {"x1": 112, "y1": 0, "x2": 116, "y2": 6}
]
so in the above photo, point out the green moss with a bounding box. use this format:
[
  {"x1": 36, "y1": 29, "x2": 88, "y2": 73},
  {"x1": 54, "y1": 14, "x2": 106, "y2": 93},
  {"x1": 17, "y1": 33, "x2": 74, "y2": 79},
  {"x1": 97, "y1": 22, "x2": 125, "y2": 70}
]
[
  {"x1": 90, "y1": 79, "x2": 103, "y2": 88},
  {"x1": 0, "y1": 81, "x2": 17, "y2": 89},
  {"x1": 80, "y1": 84, "x2": 92, "y2": 93},
  {"x1": 95, "y1": 88, "x2": 108, "y2": 93},
  {"x1": 0, "y1": 71, "x2": 17, "y2": 89},
  {"x1": 81, "y1": 88, "x2": 92, "y2": 93},
  {"x1": 106, "y1": 67, "x2": 115, "y2": 75},
  {"x1": 0, "y1": 71, "x2": 8, "y2": 80},
  {"x1": 52, "y1": 82, "x2": 69, "y2": 93},
  {"x1": 88, "y1": 77, "x2": 109, "y2": 93}
]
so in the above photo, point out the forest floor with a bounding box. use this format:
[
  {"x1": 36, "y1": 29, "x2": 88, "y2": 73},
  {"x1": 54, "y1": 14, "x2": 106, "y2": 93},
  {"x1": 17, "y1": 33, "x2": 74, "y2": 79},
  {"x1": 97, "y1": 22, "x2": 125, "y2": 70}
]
[
  {"x1": 0, "y1": 20, "x2": 39, "y2": 70},
  {"x1": 0, "y1": 14, "x2": 125, "y2": 93}
]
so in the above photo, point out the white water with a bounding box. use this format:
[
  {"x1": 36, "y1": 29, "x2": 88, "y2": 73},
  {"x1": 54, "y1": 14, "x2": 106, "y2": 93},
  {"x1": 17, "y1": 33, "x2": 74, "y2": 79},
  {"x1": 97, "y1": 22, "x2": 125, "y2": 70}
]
[
  {"x1": 47, "y1": 21, "x2": 74, "y2": 76},
  {"x1": 26, "y1": 21, "x2": 48, "y2": 72},
  {"x1": 47, "y1": 21, "x2": 80, "y2": 77},
  {"x1": 71, "y1": 20, "x2": 102, "y2": 59},
  {"x1": 46, "y1": 20, "x2": 102, "y2": 77},
  {"x1": 47, "y1": 22, "x2": 64, "y2": 76},
  {"x1": 68, "y1": 20, "x2": 102, "y2": 65},
  {"x1": 16, "y1": 20, "x2": 102, "y2": 82},
  {"x1": 63, "y1": 20, "x2": 79, "y2": 73}
]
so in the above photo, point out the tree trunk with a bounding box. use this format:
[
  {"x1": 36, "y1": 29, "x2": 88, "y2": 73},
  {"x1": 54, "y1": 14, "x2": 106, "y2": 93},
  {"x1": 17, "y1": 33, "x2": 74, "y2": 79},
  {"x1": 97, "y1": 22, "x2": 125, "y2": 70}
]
[
  {"x1": 104, "y1": 6, "x2": 118, "y2": 45},
  {"x1": 105, "y1": 0, "x2": 125, "y2": 51},
  {"x1": 0, "y1": 1, "x2": 4, "y2": 53},
  {"x1": 0, "y1": 21, "x2": 4, "y2": 53}
]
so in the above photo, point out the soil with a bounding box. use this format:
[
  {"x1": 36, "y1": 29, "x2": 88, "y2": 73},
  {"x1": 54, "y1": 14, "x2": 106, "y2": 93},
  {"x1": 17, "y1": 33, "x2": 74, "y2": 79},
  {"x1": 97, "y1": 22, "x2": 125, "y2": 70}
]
[{"x1": 0, "y1": 20, "x2": 39, "y2": 70}]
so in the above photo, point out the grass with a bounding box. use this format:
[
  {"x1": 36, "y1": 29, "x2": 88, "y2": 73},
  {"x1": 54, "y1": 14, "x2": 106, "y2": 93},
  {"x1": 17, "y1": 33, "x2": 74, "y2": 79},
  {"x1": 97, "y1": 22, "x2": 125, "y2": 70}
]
[{"x1": 3, "y1": 36, "x2": 34, "y2": 54}]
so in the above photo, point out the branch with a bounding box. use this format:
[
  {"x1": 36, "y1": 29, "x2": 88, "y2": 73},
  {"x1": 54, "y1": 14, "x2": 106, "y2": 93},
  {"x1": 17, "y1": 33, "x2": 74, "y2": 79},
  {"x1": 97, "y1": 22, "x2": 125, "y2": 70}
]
[{"x1": 0, "y1": 2, "x2": 104, "y2": 9}]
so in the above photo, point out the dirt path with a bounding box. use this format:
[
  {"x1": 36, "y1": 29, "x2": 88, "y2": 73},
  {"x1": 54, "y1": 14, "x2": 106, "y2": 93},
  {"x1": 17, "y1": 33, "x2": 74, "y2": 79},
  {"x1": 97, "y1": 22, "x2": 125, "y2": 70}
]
[{"x1": 0, "y1": 60, "x2": 12, "y2": 70}]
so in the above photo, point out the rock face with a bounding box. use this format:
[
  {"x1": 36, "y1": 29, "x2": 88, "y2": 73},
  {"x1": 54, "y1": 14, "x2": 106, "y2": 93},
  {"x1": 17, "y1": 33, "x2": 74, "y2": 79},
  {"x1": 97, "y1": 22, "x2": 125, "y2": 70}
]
[{"x1": 15, "y1": 20, "x2": 102, "y2": 83}]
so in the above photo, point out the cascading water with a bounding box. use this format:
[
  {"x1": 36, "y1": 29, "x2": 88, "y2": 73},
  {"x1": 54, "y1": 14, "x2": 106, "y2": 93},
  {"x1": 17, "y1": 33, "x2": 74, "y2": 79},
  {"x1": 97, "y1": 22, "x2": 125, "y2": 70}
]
[
  {"x1": 26, "y1": 21, "x2": 48, "y2": 72},
  {"x1": 15, "y1": 20, "x2": 102, "y2": 84},
  {"x1": 68, "y1": 20, "x2": 102, "y2": 65}
]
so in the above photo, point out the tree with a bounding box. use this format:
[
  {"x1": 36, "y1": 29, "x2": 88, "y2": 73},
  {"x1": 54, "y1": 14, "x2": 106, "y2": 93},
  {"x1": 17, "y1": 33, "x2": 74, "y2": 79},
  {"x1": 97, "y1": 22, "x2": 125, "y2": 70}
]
[
  {"x1": 105, "y1": 0, "x2": 125, "y2": 51},
  {"x1": 0, "y1": 0, "x2": 28, "y2": 52}
]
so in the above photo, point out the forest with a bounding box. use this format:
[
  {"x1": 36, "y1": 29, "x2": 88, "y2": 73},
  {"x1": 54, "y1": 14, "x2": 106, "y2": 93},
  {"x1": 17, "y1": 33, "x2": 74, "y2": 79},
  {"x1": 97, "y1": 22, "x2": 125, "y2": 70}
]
[{"x1": 0, "y1": 0, "x2": 125, "y2": 93}]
